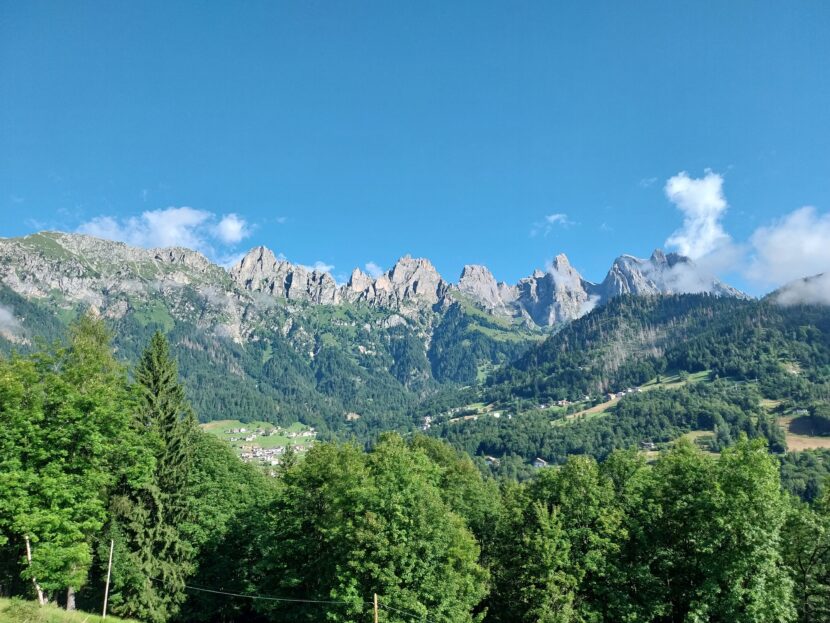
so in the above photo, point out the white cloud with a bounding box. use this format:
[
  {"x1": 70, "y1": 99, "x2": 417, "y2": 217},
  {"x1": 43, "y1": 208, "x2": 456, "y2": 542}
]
[
  {"x1": 639, "y1": 177, "x2": 658, "y2": 188},
  {"x1": 0, "y1": 304, "x2": 20, "y2": 334},
  {"x1": 76, "y1": 207, "x2": 253, "y2": 263},
  {"x1": 299, "y1": 261, "x2": 334, "y2": 274},
  {"x1": 775, "y1": 273, "x2": 830, "y2": 306},
  {"x1": 665, "y1": 171, "x2": 732, "y2": 259},
  {"x1": 531, "y1": 213, "x2": 573, "y2": 237},
  {"x1": 365, "y1": 262, "x2": 385, "y2": 278},
  {"x1": 746, "y1": 206, "x2": 830, "y2": 286},
  {"x1": 215, "y1": 251, "x2": 247, "y2": 269},
  {"x1": 578, "y1": 295, "x2": 601, "y2": 317},
  {"x1": 213, "y1": 213, "x2": 251, "y2": 244}
]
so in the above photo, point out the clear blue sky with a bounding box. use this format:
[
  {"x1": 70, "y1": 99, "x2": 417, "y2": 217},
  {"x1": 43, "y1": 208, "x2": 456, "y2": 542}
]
[{"x1": 1, "y1": 1, "x2": 828, "y2": 292}]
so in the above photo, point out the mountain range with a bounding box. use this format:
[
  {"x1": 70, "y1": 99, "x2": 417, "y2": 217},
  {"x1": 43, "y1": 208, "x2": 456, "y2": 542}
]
[
  {"x1": 1, "y1": 231, "x2": 742, "y2": 332},
  {"x1": 0, "y1": 231, "x2": 751, "y2": 432}
]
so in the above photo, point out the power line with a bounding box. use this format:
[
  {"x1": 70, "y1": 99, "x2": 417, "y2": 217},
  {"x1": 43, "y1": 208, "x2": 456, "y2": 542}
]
[
  {"x1": 150, "y1": 577, "x2": 442, "y2": 622},
  {"x1": 150, "y1": 577, "x2": 356, "y2": 605}
]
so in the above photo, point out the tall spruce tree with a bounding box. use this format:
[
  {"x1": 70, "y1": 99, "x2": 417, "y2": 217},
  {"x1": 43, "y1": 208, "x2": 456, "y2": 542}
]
[{"x1": 105, "y1": 331, "x2": 198, "y2": 623}]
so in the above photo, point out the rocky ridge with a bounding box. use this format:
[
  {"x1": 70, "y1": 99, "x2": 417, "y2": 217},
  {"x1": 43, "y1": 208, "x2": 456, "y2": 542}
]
[{"x1": 0, "y1": 232, "x2": 746, "y2": 334}]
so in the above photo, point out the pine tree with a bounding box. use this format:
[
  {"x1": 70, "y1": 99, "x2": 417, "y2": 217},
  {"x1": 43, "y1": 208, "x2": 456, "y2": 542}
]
[{"x1": 106, "y1": 331, "x2": 197, "y2": 623}]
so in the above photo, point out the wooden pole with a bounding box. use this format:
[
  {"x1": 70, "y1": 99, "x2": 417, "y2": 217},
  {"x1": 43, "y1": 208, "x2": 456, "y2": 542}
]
[
  {"x1": 102, "y1": 539, "x2": 114, "y2": 619},
  {"x1": 373, "y1": 593, "x2": 378, "y2": 623},
  {"x1": 24, "y1": 535, "x2": 46, "y2": 606}
]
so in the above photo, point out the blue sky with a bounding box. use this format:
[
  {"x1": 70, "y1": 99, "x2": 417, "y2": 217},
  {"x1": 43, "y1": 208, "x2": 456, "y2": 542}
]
[{"x1": 1, "y1": 1, "x2": 829, "y2": 293}]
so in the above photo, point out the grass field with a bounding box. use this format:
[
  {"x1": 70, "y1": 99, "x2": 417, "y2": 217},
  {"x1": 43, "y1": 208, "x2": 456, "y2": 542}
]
[
  {"x1": 560, "y1": 370, "x2": 714, "y2": 423},
  {"x1": 0, "y1": 598, "x2": 135, "y2": 623},
  {"x1": 779, "y1": 415, "x2": 830, "y2": 451},
  {"x1": 201, "y1": 420, "x2": 316, "y2": 451}
]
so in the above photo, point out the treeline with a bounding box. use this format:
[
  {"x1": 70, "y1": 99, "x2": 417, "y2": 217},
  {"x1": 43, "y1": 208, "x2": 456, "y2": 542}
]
[{"x1": 3, "y1": 319, "x2": 830, "y2": 623}]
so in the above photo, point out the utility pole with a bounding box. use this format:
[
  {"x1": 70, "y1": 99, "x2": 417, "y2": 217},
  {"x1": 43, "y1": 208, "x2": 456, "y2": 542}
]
[
  {"x1": 102, "y1": 539, "x2": 114, "y2": 619},
  {"x1": 373, "y1": 593, "x2": 378, "y2": 623},
  {"x1": 24, "y1": 535, "x2": 46, "y2": 606}
]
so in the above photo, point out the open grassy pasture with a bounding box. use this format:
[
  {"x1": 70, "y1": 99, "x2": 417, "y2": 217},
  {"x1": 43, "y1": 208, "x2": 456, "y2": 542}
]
[
  {"x1": 201, "y1": 419, "x2": 316, "y2": 451},
  {"x1": 563, "y1": 369, "x2": 714, "y2": 422},
  {"x1": 780, "y1": 415, "x2": 830, "y2": 451},
  {"x1": 0, "y1": 598, "x2": 136, "y2": 623}
]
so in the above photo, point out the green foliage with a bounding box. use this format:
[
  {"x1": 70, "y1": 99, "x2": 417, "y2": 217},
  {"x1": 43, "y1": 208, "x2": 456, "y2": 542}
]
[
  {"x1": 0, "y1": 597, "x2": 137, "y2": 623},
  {"x1": 435, "y1": 381, "x2": 787, "y2": 465},
  {"x1": 780, "y1": 450, "x2": 830, "y2": 503},
  {"x1": 429, "y1": 303, "x2": 534, "y2": 384},
  {"x1": 104, "y1": 332, "x2": 199, "y2": 623},
  {"x1": 239, "y1": 435, "x2": 488, "y2": 623},
  {"x1": 781, "y1": 494, "x2": 830, "y2": 623},
  {"x1": 0, "y1": 315, "x2": 130, "y2": 600}
]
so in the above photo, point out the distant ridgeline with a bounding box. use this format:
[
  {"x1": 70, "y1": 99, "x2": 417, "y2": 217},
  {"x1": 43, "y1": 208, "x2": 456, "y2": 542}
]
[{"x1": 1, "y1": 232, "x2": 829, "y2": 477}]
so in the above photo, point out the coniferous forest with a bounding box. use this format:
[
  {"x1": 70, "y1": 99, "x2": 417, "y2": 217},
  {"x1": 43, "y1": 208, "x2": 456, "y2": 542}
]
[{"x1": 2, "y1": 317, "x2": 830, "y2": 623}]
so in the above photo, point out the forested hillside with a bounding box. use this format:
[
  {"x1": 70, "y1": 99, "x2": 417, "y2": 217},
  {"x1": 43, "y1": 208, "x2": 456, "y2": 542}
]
[
  {"x1": 2, "y1": 318, "x2": 830, "y2": 623},
  {"x1": 0, "y1": 279, "x2": 536, "y2": 439},
  {"x1": 427, "y1": 294, "x2": 830, "y2": 482}
]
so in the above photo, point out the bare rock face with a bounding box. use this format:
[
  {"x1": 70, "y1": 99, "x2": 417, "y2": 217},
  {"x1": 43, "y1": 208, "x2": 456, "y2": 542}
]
[
  {"x1": 347, "y1": 268, "x2": 374, "y2": 294},
  {"x1": 596, "y1": 249, "x2": 744, "y2": 300},
  {"x1": 386, "y1": 256, "x2": 447, "y2": 305},
  {"x1": 456, "y1": 265, "x2": 506, "y2": 311},
  {"x1": 230, "y1": 246, "x2": 339, "y2": 304},
  {"x1": 0, "y1": 231, "x2": 244, "y2": 340},
  {"x1": 514, "y1": 254, "x2": 597, "y2": 325},
  {"x1": 342, "y1": 256, "x2": 448, "y2": 308}
]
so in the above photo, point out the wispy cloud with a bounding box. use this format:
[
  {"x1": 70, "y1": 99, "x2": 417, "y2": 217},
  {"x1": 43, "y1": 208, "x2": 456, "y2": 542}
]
[
  {"x1": 76, "y1": 206, "x2": 253, "y2": 263},
  {"x1": 775, "y1": 273, "x2": 830, "y2": 306},
  {"x1": 661, "y1": 169, "x2": 830, "y2": 294},
  {"x1": 0, "y1": 304, "x2": 20, "y2": 335},
  {"x1": 531, "y1": 213, "x2": 574, "y2": 237},
  {"x1": 299, "y1": 261, "x2": 334, "y2": 274},
  {"x1": 664, "y1": 170, "x2": 732, "y2": 260},
  {"x1": 365, "y1": 262, "x2": 385, "y2": 278},
  {"x1": 639, "y1": 177, "x2": 658, "y2": 188},
  {"x1": 747, "y1": 206, "x2": 830, "y2": 287}
]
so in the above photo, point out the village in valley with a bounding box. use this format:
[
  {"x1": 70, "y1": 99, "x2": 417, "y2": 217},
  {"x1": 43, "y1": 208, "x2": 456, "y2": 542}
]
[{"x1": 201, "y1": 419, "x2": 317, "y2": 466}]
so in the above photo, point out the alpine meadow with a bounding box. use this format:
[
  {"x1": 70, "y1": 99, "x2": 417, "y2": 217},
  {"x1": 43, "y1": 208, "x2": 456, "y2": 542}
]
[{"x1": 2, "y1": 2, "x2": 830, "y2": 622}]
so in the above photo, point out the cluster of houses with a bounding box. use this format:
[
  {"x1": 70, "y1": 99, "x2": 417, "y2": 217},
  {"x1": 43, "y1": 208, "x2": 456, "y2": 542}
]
[
  {"x1": 226, "y1": 425, "x2": 316, "y2": 443},
  {"x1": 607, "y1": 387, "x2": 643, "y2": 401},
  {"x1": 239, "y1": 443, "x2": 310, "y2": 466},
  {"x1": 223, "y1": 424, "x2": 317, "y2": 466}
]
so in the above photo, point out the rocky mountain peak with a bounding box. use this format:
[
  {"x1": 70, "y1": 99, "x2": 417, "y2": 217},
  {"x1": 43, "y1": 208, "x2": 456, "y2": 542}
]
[
  {"x1": 597, "y1": 250, "x2": 744, "y2": 300},
  {"x1": 230, "y1": 245, "x2": 339, "y2": 304},
  {"x1": 348, "y1": 267, "x2": 374, "y2": 293},
  {"x1": 456, "y1": 264, "x2": 506, "y2": 311},
  {"x1": 513, "y1": 257, "x2": 596, "y2": 326}
]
